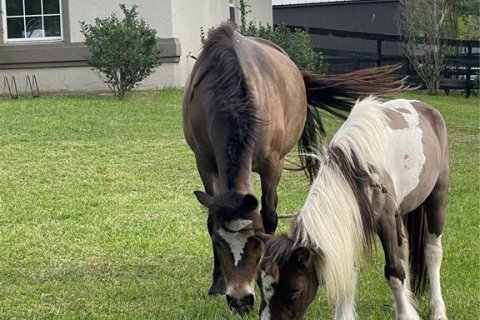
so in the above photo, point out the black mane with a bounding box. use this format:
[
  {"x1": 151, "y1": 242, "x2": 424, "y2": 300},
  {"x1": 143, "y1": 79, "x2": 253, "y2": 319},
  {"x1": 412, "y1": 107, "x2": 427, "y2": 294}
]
[{"x1": 196, "y1": 23, "x2": 258, "y2": 189}]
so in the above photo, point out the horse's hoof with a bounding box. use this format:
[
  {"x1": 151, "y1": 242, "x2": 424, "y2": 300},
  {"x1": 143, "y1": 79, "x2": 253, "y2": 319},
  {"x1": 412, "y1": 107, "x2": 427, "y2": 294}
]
[
  {"x1": 429, "y1": 301, "x2": 447, "y2": 320},
  {"x1": 429, "y1": 309, "x2": 447, "y2": 320}
]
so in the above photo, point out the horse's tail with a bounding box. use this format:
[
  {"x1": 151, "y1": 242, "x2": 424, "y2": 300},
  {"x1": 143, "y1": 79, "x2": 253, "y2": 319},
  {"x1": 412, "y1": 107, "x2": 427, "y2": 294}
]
[
  {"x1": 297, "y1": 64, "x2": 406, "y2": 182},
  {"x1": 301, "y1": 64, "x2": 406, "y2": 117},
  {"x1": 406, "y1": 205, "x2": 429, "y2": 297}
]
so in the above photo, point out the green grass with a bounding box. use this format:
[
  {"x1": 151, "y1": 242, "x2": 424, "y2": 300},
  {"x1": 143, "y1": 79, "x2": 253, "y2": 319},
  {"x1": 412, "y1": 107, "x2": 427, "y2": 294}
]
[{"x1": 0, "y1": 90, "x2": 478, "y2": 319}]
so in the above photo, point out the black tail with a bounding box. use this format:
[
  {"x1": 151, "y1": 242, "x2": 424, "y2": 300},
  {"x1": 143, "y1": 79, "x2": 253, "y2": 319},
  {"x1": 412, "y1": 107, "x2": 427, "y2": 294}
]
[
  {"x1": 407, "y1": 205, "x2": 429, "y2": 297},
  {"x1": 297, "y1": 64, "x2": 406, "y2": 182}
]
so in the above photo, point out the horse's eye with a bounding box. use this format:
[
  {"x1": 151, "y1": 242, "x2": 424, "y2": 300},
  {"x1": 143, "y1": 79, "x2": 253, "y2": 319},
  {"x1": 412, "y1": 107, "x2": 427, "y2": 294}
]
[{"x1": 286, "y1": 291, "x2": 300, "y2": 304}]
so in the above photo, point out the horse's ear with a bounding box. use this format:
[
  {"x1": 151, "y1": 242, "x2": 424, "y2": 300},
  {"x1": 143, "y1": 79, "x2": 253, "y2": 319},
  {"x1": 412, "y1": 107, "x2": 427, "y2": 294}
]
[
  {"x1": 291, "y1": 247, "x2": 312, "y2": 270},
  {"x1": 243, "y1": 194, "x2": 258, "y2": 211},
  {"x1": 194, "y1": 191, "x2": 214, "y2": 208}
]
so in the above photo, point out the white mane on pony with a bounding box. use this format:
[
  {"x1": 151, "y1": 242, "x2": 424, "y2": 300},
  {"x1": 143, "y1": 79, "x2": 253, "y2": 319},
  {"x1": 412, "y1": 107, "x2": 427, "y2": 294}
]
[{"x1": 295, "y1": 96, "x2": 389, "y2": 301}]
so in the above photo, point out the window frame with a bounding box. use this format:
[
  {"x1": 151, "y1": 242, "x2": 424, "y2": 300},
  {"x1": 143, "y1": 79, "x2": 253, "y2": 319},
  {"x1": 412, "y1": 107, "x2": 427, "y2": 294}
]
[{"x1": 1, "y1": 0, "x2": 63, "y2": 43}]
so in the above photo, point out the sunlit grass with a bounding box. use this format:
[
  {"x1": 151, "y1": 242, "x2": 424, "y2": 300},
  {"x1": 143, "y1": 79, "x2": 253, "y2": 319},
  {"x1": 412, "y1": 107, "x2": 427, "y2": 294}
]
[{"x1": 0, "y1": 90, "x2": 478, "y2": 319}]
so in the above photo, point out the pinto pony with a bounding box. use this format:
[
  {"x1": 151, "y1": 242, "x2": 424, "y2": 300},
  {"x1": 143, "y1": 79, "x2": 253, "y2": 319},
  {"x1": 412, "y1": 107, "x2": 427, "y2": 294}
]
[
  {"x1": 258, "y1": 97, "x2": 449, "y2": 320},
  {"x1": 183, "y1": 23, "x2": 404, "y2": 314}
]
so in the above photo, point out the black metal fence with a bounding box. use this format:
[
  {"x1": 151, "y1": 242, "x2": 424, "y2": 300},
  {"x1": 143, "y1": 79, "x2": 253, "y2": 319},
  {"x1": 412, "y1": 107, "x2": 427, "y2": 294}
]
[{"x1": 285, "y1": 25, "x2": 479, "y2": 96}]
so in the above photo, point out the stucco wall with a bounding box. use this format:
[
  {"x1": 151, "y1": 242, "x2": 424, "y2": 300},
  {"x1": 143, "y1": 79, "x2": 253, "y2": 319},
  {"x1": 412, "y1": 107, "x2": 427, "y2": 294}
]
[
  {"x1": 171, "y1": 0, "x2": 273, "y2": 88},
  {"x1": 0, "y1": 0, "x2": 272, "y2": 92},
  {"x1": 68, "y1": 0, "x2": 173, "y2": 43}
]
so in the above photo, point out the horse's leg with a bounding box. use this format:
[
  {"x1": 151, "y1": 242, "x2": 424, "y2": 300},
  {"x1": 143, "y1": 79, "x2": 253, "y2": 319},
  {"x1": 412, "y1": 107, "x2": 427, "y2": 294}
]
[
  {"x1": 334, "y1": 271, "x2": 357, "y2": 320},
  {"x1": 259, "y1": 159, "x2": 283, "y2": 234},
  {"x1": 378, "y1": 213, "x2": 420, "y2": 320},
  {"x1": 424, "y1": 178, "x2": 448, "y2": 320},
  {"x1": 397, "y1": 216, "x2": 412, "y2": 295},
  {"x1": 196, "y1": 158, "x2": 225, "y2": 296}
]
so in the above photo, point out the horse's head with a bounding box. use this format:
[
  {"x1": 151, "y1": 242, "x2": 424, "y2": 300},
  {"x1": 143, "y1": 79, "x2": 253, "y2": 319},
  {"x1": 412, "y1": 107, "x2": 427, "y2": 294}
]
[
  {"x1": 258, "y1": 235, "x2": 319, "y2": 320},
  {"x1": 194, "y1": 190, "x2": 269, "y2": 314}
]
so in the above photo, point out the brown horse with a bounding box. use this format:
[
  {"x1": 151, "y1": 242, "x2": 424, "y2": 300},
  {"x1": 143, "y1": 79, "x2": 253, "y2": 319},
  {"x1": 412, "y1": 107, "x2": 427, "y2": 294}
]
[
  {"x1": 257, "y1": 97, "x2": 449, "y2": 320},
  {"x1": 183, "y1": 23, "x2": 404, "y2": 314}
]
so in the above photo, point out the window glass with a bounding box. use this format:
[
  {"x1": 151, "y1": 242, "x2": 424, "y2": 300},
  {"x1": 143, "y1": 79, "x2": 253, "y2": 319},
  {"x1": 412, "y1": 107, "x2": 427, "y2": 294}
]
[
  {"x1": 6, "y1": 0, "x2": 23, "y2": 16},
  {"x1": 4, "y1": 0, "x2": 62, "y2": 41},
  {"x1": 43, "y1": 0, "x2": 59, "y2": 14},
  {"x1": 44, "y1": 15, "x2": 60, "y2": 37},
  {"x1": 6, "y1": 17, "x2": 24, "y2": 38},
  {"x1": 25, "y1": 16, "x2": 43, "y2": 37},
  {"x1": 25, "y1": 0, "x2": 41, "y2": 15}
]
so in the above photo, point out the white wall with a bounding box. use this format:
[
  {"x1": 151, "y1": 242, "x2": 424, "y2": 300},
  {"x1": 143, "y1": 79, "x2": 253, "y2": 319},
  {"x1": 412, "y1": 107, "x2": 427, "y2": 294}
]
[
  {"x1": 171, "y1": 0, "x2": 273, "y2": 88},
  {"x1": 68, "y1": 0, "x2": 173, "y2": 43},
  {"x1": 3, "y1": 0, "x2": 273, "y2": 92}
]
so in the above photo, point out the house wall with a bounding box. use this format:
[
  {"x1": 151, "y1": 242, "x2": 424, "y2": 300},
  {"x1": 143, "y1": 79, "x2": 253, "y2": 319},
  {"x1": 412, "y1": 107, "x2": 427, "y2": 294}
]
[{"x1": 0, "y1": 0, "x2": 272, "y2": 93}]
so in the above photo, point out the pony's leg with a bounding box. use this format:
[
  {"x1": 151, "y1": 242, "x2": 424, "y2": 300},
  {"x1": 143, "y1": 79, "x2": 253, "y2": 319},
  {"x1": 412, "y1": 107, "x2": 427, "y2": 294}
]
[
  {"x1": 259, "y1": 160, "x2": 283, "y2": 234},
  {"x1": 425, "y1": 233, "x2": 446, "y2": 320},
  {"x1": 378, "y1": 214, "x2": 420, "y2": 320},
  {"x1": 397, "y1": 218, "x2": 412, "y2": 295},
  {"x1": 334, "y1": 271, "x2": 357, "y2": 320},
  {"x1": 424, "y1": 180, "x2": 448, "y2": 320},
  {"x1": 196, "y1": 159, "x2": 225, "y2": 296}
]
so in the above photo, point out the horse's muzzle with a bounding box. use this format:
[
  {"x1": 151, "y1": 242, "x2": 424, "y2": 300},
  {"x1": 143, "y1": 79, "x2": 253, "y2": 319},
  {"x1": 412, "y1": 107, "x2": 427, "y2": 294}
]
[{"x1": 226, "y1": 293, "x2": 255, "y2": 314}]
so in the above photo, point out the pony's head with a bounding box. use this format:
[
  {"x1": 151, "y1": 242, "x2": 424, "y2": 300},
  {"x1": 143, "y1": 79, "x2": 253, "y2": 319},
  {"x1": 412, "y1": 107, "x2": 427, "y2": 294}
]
[
  {"x1": 194, "y1": 190, "x2": 269, "y2": 314},
  {"x1": 258, "y1": 235, "x2": 319, "y2": 320}
]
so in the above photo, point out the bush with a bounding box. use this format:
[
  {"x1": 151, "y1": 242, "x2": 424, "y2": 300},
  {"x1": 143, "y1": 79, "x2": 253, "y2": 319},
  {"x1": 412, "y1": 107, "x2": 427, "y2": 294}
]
[
  {"x1": 242, "y1": 22, "x2": 326, "y2": 74},
  {"x1": 80, "y1": 4, "x2": 162, "y2": 98},
  {"x1": 238, "y1": 0, "x2": 325, "y2": 74}
]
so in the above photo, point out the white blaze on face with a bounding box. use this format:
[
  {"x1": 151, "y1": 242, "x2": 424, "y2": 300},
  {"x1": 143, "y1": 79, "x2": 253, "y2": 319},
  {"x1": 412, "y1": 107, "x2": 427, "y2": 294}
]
[
  {"x1": 384, "y1": 100, "x2": 426, "y2": 204},
  {"x1": 260, "y1": 270, "x2": 275, "y2": 320},
  {"x1": 217, "y1": 219, "x2": 252, "y2": 266}
]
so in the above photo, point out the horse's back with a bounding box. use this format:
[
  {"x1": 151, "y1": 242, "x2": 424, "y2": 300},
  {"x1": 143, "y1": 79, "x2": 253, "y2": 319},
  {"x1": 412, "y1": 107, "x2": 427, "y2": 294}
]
[
  {"x1": 183, "y1": 24, "x2": 308, "y2": 167},
  {"x1": 232, "y1": 31, "x2": 307, "y2": 159},
  {"x1": 382, "y1": 99, "x2": 448, "y2": 213}
]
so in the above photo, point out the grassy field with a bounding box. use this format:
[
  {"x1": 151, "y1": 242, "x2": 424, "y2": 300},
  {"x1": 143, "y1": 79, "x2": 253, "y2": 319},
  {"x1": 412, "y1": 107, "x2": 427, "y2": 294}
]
[{"x1": 0, "y1": 90, "x2": 478, "y2": 319}]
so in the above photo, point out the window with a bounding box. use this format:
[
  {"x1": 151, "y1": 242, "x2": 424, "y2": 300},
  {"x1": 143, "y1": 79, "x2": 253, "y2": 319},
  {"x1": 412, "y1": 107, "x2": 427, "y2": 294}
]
[
  {"x1": 3, "y1": 0, "x2": 62, "y2": 42},
  {"x1": 229, "y1": 0, "x2": 235, "y2": 24}
]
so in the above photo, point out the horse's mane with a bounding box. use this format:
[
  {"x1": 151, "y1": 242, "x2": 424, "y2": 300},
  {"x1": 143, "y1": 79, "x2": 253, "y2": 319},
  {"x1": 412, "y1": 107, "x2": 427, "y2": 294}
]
[
  {"x1": 293, "y1": 96, "x2": 389, "y2": 300},
  {"x1": 261, "y1": 234, "x2": 296, "y2": 281},
  {"x1": 189, "y1": 23, "x2": 258, "y2": 189}
]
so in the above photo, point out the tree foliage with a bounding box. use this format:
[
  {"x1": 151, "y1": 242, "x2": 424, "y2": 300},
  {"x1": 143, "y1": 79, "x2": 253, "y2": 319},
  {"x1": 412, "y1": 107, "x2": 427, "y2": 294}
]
[
  {"x1": 444, "y1": 0, "x2": 480, "y2": 40},
  {"x1": 239, "y1": 0, "x2": 325, "y2": 74},
  {"x1": 80, "y1": 4, "x2": 162, "y2": 98},
  {"x1": 242, "y1": 23, "x2": 326, "y2": 74},
  {"x1": 400, "y1": 0, "x2": 446, "y2": 95}
]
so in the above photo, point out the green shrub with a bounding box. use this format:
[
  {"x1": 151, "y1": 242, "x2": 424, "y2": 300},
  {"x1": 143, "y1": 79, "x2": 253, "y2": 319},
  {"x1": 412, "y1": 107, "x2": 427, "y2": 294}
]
[
  {"x1": 80, "y1": 4, "x2": 162, "y2": 98},
  {"x1": 238, "y1": 0, "x2": 325, "y2": 74},
  {"x1": 242, "y1": 22, "x2": 326, "y2": 74}
]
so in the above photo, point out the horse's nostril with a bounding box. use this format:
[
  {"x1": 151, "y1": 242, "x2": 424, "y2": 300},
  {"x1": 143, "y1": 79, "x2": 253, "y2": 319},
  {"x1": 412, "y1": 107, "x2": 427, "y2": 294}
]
[
  {"x1": 226, "y1": 294, "x2": 255, "y2": 314},
  {"x1": 226, "y1": 294, "x2": 234, "y2": 305},
  {"x1": 242, "y1": 294, "x2": 255, "y2": 307}
]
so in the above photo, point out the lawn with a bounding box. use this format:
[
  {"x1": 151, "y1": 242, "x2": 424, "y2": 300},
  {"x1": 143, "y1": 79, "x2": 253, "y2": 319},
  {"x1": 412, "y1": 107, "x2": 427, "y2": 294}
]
[{"x1": 0, "y1": 90, "x2": 478, "y2": 319}]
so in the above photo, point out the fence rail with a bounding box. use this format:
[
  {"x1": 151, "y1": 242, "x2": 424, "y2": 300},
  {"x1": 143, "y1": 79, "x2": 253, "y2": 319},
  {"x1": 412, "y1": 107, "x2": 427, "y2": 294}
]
[{"x1": 284, "y1": 25, "x2": 480, "y2": 96}]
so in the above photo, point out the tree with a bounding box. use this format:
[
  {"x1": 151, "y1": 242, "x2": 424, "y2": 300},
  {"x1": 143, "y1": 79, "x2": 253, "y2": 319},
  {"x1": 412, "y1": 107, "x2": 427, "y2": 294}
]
[
  {"x1": 457, "y1": 0, "x2": 480, "y2": 40},
  {"x1": 400, "y1": 0, "x2": 446, "y2": 95},
  {"x1": 80, "y1": 4, "x2": 162, "y2": 98}
]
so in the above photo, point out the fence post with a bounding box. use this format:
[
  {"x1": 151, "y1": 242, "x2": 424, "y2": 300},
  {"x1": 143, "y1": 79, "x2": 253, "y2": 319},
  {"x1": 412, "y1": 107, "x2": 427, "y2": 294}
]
[
  {"x1": 376, "y1": 39, "x2": 382, "y2": 67},
  {"x1": 466, "y1": 44, "x2": 472, "y2": 98}
]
